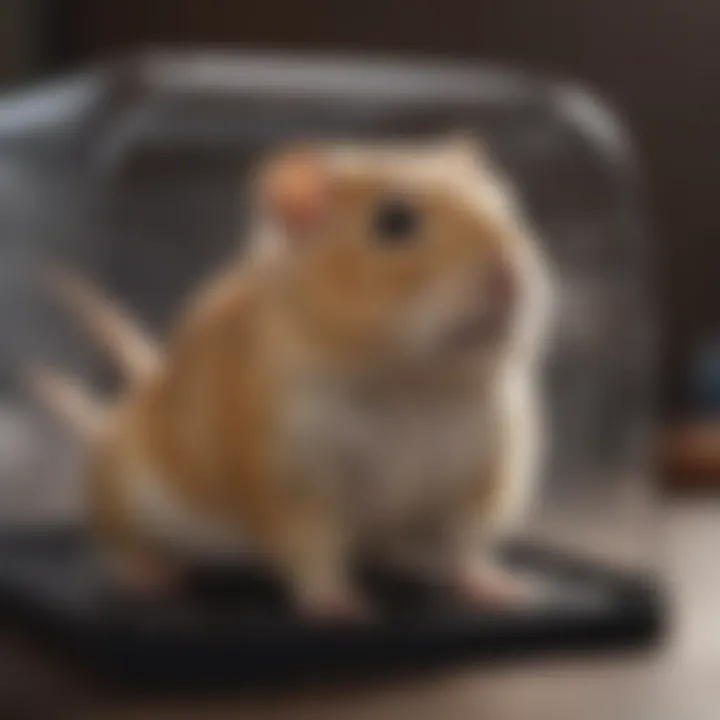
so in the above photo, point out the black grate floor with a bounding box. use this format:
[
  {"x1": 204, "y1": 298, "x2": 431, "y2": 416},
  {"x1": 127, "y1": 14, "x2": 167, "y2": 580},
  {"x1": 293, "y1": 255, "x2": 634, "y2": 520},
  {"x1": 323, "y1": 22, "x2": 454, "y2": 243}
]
[{"x1": 0, "y1": 528, "x2": 665, "y2": 692}]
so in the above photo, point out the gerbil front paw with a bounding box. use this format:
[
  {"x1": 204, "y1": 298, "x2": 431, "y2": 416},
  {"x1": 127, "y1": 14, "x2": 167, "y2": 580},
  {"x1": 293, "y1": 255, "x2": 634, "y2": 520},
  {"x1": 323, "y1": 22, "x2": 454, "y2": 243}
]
[{"x1": 451, "y1": 561, "x2": 530, "y2": 607}]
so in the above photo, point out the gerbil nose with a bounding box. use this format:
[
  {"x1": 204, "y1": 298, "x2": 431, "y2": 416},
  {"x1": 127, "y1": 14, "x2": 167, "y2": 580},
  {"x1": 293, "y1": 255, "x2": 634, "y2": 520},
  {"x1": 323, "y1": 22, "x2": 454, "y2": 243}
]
[{"x1": 483, "y1": 260, "x2": 518, "y2": 319}]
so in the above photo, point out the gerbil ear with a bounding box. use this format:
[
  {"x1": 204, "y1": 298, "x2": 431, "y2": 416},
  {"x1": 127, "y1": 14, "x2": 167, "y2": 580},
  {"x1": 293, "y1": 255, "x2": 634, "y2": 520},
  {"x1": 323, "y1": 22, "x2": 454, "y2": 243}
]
[{"x1": 257, "y1": 147, "x2": 332, "y2": 240}]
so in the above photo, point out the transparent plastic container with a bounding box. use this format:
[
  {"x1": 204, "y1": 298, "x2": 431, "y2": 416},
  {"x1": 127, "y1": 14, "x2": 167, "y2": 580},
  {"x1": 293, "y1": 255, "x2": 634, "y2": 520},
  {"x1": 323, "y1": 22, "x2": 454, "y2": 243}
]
[{"x1": 0, "y1": 52, "x2": 654, "y2": 565}]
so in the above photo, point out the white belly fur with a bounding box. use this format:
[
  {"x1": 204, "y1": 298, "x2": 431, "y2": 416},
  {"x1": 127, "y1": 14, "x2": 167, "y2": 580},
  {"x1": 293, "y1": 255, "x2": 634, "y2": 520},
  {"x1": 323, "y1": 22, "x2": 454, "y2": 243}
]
[{"x1": 282, "y1": 376, "x2": 498, "y2": 534}]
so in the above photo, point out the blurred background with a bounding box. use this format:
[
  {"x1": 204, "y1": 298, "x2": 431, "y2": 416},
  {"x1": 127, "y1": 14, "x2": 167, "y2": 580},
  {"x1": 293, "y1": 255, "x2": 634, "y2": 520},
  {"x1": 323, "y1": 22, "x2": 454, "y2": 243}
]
[{"x1": 0, "y1": 2, "x2": 717, "y2": 718}]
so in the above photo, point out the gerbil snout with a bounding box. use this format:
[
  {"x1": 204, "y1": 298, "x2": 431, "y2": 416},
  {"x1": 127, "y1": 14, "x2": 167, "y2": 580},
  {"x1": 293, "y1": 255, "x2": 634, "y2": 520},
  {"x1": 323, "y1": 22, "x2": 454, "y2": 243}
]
[
  {"x1": 482, "y1": 259, "x2": 518, "y2": 325},
  {"x1": 447, "y1": 259, "x2": 522, "y2": 350}
]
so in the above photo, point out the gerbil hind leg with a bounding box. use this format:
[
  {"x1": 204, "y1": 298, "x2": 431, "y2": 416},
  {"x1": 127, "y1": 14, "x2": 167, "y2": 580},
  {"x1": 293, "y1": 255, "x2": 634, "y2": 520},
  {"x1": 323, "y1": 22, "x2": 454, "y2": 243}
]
[
  {"x1": 439, "y1": 490, "x2": 532, "y2": 606},
  {"x1": 94, "y1": 518, "x2": 187, "y2": 600},
  {"x1": 89, "y1": 470, "x2": 186, "y2": 600},
  {"x1": 443, "y1": 413, "x2": 540, "y2": 607},
  {"x1": 108, "y1": 546, "x2": 185, "y2": 599},
  {"x1": 389, "y1": 508, "x2": 529, "y2": 606},
  {"x1": 446, "y1": 543, "x2": 529, "y2": 606}
]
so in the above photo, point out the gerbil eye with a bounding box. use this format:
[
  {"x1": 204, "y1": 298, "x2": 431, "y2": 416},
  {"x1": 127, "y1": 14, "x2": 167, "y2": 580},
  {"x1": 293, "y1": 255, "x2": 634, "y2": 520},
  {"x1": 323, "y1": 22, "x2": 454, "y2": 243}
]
[{"x1": 373, "y1": 197, "x2": 419, "y2": 245}]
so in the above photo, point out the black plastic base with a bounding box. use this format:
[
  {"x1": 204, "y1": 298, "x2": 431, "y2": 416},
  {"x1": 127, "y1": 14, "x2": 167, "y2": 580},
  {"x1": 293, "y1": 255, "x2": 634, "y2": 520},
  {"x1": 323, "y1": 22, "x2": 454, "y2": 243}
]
[{"x1": 0, "y1": 529, "x2": 664, "y2": 692}]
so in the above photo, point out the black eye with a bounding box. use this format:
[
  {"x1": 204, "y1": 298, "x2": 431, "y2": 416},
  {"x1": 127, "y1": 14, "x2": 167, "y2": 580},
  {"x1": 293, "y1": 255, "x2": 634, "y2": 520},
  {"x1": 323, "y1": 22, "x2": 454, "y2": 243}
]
[{"x1": 373, "y1": 197, "x2": 419, "y2": 245}]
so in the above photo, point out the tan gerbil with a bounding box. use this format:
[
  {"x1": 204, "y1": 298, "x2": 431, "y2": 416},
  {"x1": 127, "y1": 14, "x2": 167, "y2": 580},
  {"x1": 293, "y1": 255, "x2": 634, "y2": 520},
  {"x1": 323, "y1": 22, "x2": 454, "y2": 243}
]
[{"x1": 32, "y1": 137, "x2": 553, "y2": 619}]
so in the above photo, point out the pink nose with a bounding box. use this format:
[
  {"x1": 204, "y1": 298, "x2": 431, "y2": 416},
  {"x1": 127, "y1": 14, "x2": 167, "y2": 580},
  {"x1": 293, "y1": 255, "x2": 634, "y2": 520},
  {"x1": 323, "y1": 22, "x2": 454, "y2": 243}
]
[{"x1": 483, "y1": 260, "x2": 518, "y2": 320}]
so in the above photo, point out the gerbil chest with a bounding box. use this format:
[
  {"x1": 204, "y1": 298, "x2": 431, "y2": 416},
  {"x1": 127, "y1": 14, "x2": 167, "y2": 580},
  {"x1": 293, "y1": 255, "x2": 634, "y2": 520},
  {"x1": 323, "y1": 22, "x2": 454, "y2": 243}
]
[{"x1": 283, "y1": 379, "x2": 496, "y2": 528}]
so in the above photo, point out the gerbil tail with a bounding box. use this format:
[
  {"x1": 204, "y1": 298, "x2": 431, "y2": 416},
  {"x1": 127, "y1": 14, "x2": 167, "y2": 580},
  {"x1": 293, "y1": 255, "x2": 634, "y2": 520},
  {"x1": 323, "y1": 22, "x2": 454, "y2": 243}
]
[
  {"x1": 25, "y1": 366, "x2": 108, "y2": 439},
  {"x1": 44, "y1": 264, "x2": 159, "y2": 384}
]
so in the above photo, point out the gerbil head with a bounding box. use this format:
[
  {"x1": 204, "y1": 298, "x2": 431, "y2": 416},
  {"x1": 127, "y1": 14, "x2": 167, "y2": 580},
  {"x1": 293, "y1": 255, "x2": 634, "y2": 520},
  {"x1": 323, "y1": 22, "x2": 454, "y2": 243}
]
[{"x1": 253, "y1": 137, "x2": 553, "y2": 373}]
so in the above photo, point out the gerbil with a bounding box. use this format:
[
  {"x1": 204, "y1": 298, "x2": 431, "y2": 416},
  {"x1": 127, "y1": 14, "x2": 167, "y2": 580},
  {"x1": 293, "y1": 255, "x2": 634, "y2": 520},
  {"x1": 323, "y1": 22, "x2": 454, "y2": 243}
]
[{"x1": 32, "y1": 137, "x2": 553, "y2": 619}]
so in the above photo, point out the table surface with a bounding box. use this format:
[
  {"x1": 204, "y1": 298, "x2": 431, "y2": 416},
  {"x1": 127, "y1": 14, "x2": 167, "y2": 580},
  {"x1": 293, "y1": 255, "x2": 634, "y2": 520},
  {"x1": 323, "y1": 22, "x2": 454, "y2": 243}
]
[{"x1": 0, "y1": 498, "x2": 716, "y2": 720}]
